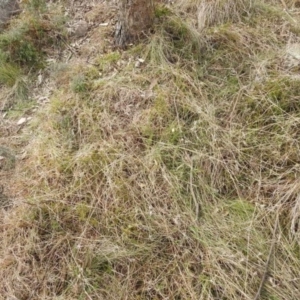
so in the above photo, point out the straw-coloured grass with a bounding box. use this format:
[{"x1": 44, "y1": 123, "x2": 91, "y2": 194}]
[{"x1": 0, "y1": 0, "x2": 300, "y2": 299}]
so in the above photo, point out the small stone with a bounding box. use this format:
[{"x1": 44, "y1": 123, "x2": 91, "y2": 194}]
[
  {"x1": 37, "y1": 73, "x2": 43, "y2": 85},
  {"x1": 73, "y1": 21, "x2": 89, "y2": 38},
  {"x1": 287, "y1": 43, "x2": 300, "y2": 60},
  {"x1": 17, "y1": 117, "x2": 27, "y2": 125}
]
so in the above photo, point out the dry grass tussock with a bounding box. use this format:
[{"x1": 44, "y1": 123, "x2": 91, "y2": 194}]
[
  {"x1": 1, "y1": 0, "x2": 300, "y2": 299},
  {"x1": 176, "y1": 0, "x2": 251, "y2": 29}
]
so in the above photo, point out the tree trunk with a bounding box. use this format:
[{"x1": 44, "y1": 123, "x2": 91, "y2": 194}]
[{"x1": 115, "y1": 0, "x2": 154, "y2": 48}]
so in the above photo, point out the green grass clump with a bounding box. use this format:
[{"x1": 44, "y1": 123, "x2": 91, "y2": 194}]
[
  {"x1": 0, "y1": 62, "x2": 22, "y2": 87},
  {"x1": 95, "y1": 52, "x2": 121, "y2": 74},
  {"x1": 154, "y1": 5, "x2": 172, "y2": 18},
  {"x1": 70, "y1": 74, "x2": 89, "y2": 94},
  {"x1": 0, "y1": 27, "x2": 41, "y2": 67},
  {"x1": 0, "y1": 62, "x2": 28, "y2": 99},
  {"x1": 0, "y1": 9, "x2": 64, "y2": 69},
  {"x1": 0, "y1": 0, "x2": 65, "y2": 101},
  {"x1": 25, "y1": 0, "x2": 47, "y2": 14},
  {"x1": 148, "y1": 11, "x2": 204, "y2": 65}
]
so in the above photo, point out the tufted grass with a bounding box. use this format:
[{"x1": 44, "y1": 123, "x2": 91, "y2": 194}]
[{"x1": 0, "y1": 0, "x2": 300, "y2": 299}]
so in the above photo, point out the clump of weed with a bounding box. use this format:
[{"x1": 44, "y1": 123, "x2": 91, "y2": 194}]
[
  {"x1": 0, "y1": 62, "x2": 28, "y2": 100},
  {"x1": 0, "y1": 62, "x2": 22, "y2": 87},
  {"x1": 176, "y1": 0, "x2": 252, "y2": 29},
  {"x1": 0, "y1": 11, "x2": 64, "y2": 69},
  {"x1": 149, "y1": 11, "x2": 204, "y2": 64},
  {"x1": 70, "y1": 74, "x2": 89, "y2": 94},
  {"x1": 0, "y1": 0, "x2": 65, "y2": 101},
  {"x1": 95, "y1": 51, "x2": 121, "y2": 74},
  {"x1": 24, "y1": 0, "x2": 47, "y2": 14},
  {"x1": 154, "y1": 5, "x2": 171, "y2": 18}
]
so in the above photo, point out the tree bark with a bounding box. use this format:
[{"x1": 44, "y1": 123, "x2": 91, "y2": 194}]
[{"x1": 115, "y1": 0, "x2": 154, "y2": 48}]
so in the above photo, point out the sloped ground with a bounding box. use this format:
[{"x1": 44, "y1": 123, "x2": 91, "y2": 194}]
[{"x1": 1, "y1": 0, "x2": 300, "y2": 299}]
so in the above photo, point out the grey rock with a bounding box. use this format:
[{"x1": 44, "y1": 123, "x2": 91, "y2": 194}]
[{"x1": 73, "y1": 21, "x2": 89, "y2": 38}]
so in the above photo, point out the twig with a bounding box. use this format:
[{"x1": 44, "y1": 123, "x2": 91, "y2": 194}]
[
  {"x1": 189, "y1": 160, "x2": 200, "y2": 221},
  {"x1": 0, "y1": 109, "x2": 23, "y2": 112},
  {"x1": 254, "y1": 214, "x2": 279, "y2": 300}
]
